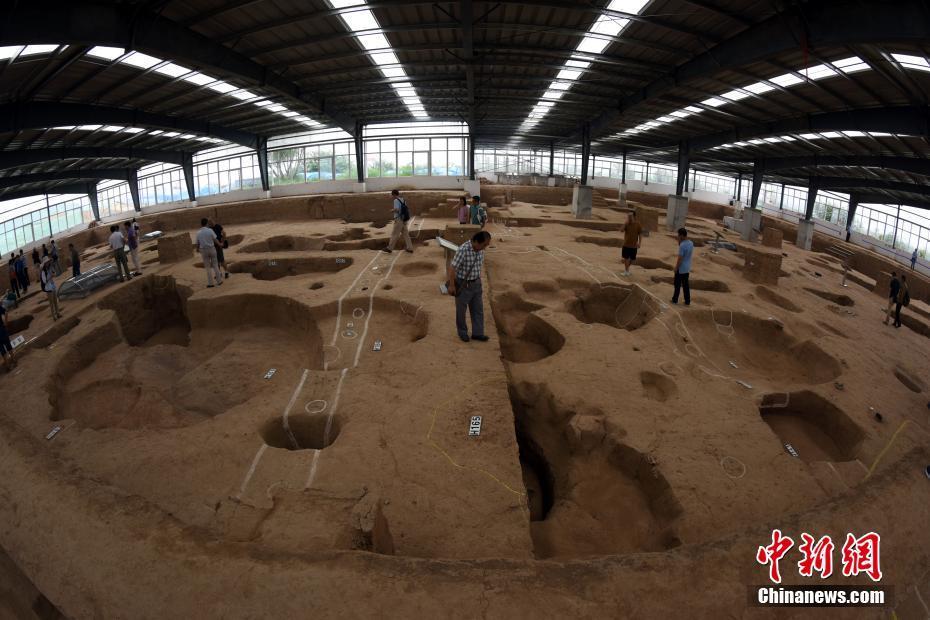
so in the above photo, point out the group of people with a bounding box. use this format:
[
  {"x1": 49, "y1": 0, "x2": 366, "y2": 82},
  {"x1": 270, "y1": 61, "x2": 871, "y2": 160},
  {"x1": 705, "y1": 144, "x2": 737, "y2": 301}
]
[
  {"x1": 196, "y1": 218, "x2": 230, "y2": 287},
  {"x1": 618, "y1": 210, "x2": 694, "y2": 306},
  {"x1": 107, "y1": 219, "x2": 143, "y2": 282},
  {"x1": 382, "y1": 190, "x2": 489, "y2": 255}
]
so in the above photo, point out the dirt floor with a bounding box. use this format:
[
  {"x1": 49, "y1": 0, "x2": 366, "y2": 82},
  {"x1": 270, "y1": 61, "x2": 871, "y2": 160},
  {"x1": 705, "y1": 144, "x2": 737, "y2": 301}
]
[{"x1": 1, "y1": 190, "x2": 929, "y2": 618}]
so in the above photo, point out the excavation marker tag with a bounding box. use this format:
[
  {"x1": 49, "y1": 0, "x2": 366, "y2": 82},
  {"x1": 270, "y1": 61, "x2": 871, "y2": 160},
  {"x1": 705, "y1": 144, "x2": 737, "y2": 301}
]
[
  {"x1": 10, "y1": 335, "x2": 25, "y2": 349},
  {"x1": 783, "y1": 442, "x2": 800, "y2": 458},
  {"x1": 336, "y1": 257, "x2": 347, "y2": 264},
  {"x1": 737, "y1": 380, "x2": 753, "y2": 389},
  {"x1": 268, "y1": 260, "x2": 277, "y2": 266},
  {"x1": 373, "y1": 340, "x2": 382, "y2": 351},
  {"x1": 264, "y1": 368, "x2": 277, "y2": 379},
  {"x1": 468, "y1": 416, "x2": 482, "y2": 436},
  {"x1": 46, "y1": 425, "x2": 62, "y2": 441}
]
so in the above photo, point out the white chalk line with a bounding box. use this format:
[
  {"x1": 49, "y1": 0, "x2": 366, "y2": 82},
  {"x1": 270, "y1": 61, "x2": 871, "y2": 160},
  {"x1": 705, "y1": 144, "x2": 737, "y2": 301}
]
[
  {"x1": 307, "y1": 218, "x2": 422, "y2": 489},
  {"x1": 235, "y1": 444, "x2": 268, "y2": 501},
  {"x1": 282, "y1": 369, "x2": 309, "y2": 449},
  {"x1": 306, "y1": 367, "x2": 349, "y2": 489}
]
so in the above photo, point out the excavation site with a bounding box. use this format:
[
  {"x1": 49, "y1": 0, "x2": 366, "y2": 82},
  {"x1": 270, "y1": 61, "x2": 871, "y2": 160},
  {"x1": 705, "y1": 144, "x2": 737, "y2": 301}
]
[
  {"x1": 3, "y1": 184, "x2": 928, "y2": 618},
  {"x1": 3, "y1": 2, "x2": 930, "y2": 613}
]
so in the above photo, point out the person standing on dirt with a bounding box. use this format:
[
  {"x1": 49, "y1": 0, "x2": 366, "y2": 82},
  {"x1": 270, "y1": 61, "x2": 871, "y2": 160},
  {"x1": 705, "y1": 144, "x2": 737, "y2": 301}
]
[
  {"x1": 894, "y1": 274, "x2": 909, "y2": 328},
  {"x1": 196, "y1": 218, "x2": 224, "y2": 288},
  {"x1": 125, "y1": 221, "x2": 142, "y2": 276},
  {"x1": 211, "y1": 220, "x2": 230, "y2": 280},
  {"x1": 108, "y1": 224, "x2": 132, "y2": 283},
  {"x1": 40, "y1": 257, "x2": 61, "y2": 321},
  {"x1": 911, "y1": 248, "x2": 918, "y2": 271},
  {"x1": 457, "y1": 196, "x2": 469, "y2": 225},
  {"x1": 621, "y1": 210, "x2": 642, "y2": 276},
  {"x1": 884, "y1": 271, "x2": 900, "y2": 326},
  {"x1": 469, "y1": 195, "x2": 488, "y2": 228},
  {"x1": 50, "y1": 239, "x2": 61, "y2": 275},
  {"x1": 15, "y1": 250, "x2": 28, "y2": 293},
  {"x1": 447, "y1": 230, "x2": 492, "y2": 342},
  {"x1": 31, "y1": 247, "x2": 40, "y2": 269},
  {"x1": 671, "y1": 227, "x2": 693, "y2": 306},
  {"x1": 8, "y1": 255, "x2": 20, "y2": 299},
  {"x1": 69, "y1": 243, "x2": 81, "y2": 278},
  {"x1": 0, "y1": 303, "x2": 16, "y2": 371},
  {"x1": 383, "y1": 189, "x2": 413, "y2": 253}
]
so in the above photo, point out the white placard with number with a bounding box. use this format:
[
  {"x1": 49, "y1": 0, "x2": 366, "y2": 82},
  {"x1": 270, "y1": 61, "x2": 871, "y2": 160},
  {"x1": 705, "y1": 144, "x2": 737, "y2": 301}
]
[{"x1": 468, "y1": 416, "x2": 482, "y2": 436}]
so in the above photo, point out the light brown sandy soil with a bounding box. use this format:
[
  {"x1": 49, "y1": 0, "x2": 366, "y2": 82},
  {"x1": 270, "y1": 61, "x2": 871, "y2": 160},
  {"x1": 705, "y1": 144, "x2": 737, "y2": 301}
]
[{"x1": 1, "y1": 191, "x2": 929, "y2": 618}]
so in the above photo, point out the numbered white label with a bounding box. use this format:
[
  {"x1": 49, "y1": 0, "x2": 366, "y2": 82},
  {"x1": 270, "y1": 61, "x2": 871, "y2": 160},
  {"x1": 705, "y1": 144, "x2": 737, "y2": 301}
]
[{"x1": 468, "y1": 416, "x2": 482, "y2": 436}]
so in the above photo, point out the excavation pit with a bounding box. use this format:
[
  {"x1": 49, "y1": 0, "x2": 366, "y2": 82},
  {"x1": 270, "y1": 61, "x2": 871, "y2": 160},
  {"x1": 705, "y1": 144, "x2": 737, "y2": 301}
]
[
  {"x1": 260, "y1": 413, "x2": 341, "y2": 451},
  {"x1": 759, "y1": 391, "x2": 864, "y2": 462},
  {"x1": 239, "y1": 235, "x2": 326, "y2": 253},
  {"x1": 6, "y1": 314, "x2": 34, "y2": 334},
  {"x1": 492, "y1": 293, "x2": 565, "y2": 363},
  {"x1": 755, "y1": 286, "x2": 802, "y2": 312},
  {"x1": 650, "y1": 275, "x2": 730, "y2": 292},
  {"x1": 640, "y1": 371, "x2": 678, "y2": 402},
  {"x1": 804, "y1": 288, "x2": 854, "y2": 306},
  {"x1": 230, "y1": 257, "x2": 354, "y2": 280},
  {"x1": 678, "y1": 310, "x2": 842, "y2": 385},
  {"x1": 511, "y1": 385, "x2": 682, "y2": 558},
  {"x1": 894, "y1": 366, "x2": 925, "y2": 393},
  {"x1": 567, "y1": 283, "x2": 659, "y2": 331},
  {"x1": 399, "y1": 261, "x2": 439, "y2": 277},
  {"x1": 51, "y1": 281, "x2": 329, "y2": 429}
]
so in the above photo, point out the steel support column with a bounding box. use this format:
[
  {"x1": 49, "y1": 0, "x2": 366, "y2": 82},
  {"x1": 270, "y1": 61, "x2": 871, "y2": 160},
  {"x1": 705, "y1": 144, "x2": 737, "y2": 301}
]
[
  {"x1": 735, "y1": 172, "x2": 742, "y2": 201},
  {"x1": 181, "y1": 152, "x2": 196, "y2": 202},
  {"x1": 779, "y1": 183, "x2": 785, "y2": 210},
  {"x1": 621, "y1": 148, "x2": 627, "y2": 183},
  {"x1": 580, "y1": 123, "x2": 591, "y2": 185},
  {"x1": 892, "y1": 204, "x2": 901, "y2": 248},
  {"x1": 257, "y1": 137, "x2": 269, "y2": 192},
  {"x1": 846, "y1": 195, "x2": 860, "y2": 232},
  {"x1": 128, "y1": 170, "x2": 141, "y2": 212},
  {"x1": 750, "y1": 160, "x2": 764, "y2": 208},
  {"x1": 354, "y1": 122, "x2": 365, "y2": 183},
  {"x1": 85, "y1": 182, "x2": 100, "y2": 221},
  {"x1": 674, "y1": 141, "x2": 689, "y2": 196},
  {"x1": 467, "y1": 130, "x2": 476, "y2": 180},
  {"x1": 804, "y1": 179, "x2": 820, "y2": 221},
  {"x1": 548, "y1": 141, "x2": 554, "y2": 176}
]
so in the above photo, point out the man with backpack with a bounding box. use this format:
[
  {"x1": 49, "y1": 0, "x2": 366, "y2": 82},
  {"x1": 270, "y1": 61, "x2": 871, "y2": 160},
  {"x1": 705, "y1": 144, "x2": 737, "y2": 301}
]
[
  {"x1": 884, "y1": 272, "x2": 900, "y2": 326},
  {"x1": 383, "y1": 189, "x2": 414, "y2": 253},
  {"x1": 469, "y1": 195, "x2": 488, "y2": 228}
]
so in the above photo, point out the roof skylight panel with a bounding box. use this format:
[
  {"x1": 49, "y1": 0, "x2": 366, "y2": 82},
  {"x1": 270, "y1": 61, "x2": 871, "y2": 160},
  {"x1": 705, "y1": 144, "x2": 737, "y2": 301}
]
[
  {"x1": 799, "y1": 133, "x2": 820, "y2": 139},
  {"x1": 801, "y1": 64, "x2": 836, "y2": 80},
  {"x1": 832, "y1": 56, "x2": 869, "y2": 73},
  {"x1": 120, "y1": 52, "x2": 162, "y2": 70},
  {"x1": 0, "y1": 46, "x2": 23, "y2": 60},
  {"x1": 153, "y1": 62, "x2": 191, "y2": 79},
  {"x1": 820, "y1": 131, "x2": 842, "y2": 138},
  {"x1": 77, "y1": 125, "x2": 102, "y2": 131},
  {"x1": 744, "y1": 81, "x2": 775, "y2": 95},
  {"x1": 770, "y1": 72, "x2": 804, "y2": 87},
  {"x1": 701, "y1": 97, "x2": 726, "y2": 107},
  {"x1": 206, "y1": 80, "x2": 237, "y2": 94},
  {"x1": 891, "y1": 53, "x2": 930, "y2": 72},
  {"x1": 721, "y1": 89, "x2": 750, "y2": 101},
  {"x1": 181, "y1": 72, "x2": 214, "y2": 86},
  {"x1": 86, "y1": 46, "x2": 124, "y2": 61},
  {"x1": 22, "y1": 45, "x2": 59, "y2": 56}
]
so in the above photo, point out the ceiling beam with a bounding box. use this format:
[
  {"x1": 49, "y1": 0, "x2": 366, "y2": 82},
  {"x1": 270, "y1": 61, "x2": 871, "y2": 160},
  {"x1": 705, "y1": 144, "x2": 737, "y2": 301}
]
[
  {"x1": 0, "y1": 1, "x2": 357, "y2": 134},
  {"x1": 0, "y1": 182, "x2": 91, "y2": 202},
  {"x1": 0, "y1": 147, "x2": 188, "y2": 172},
  {"x1": 693, "y1": 154, "x2": 930, "y2": 177},
  {"x1": 0, "y1": 102, "x2": 259, "y2": 149},
  {"x1": 0, "y1": 167, "x2": 134, "y2": 193},
  {"x1": 582, "y1": 0, "x2": 930, "y2": 139},
  {"x1": 652, "y1": 106, "x2": 930, "y2": 154}
]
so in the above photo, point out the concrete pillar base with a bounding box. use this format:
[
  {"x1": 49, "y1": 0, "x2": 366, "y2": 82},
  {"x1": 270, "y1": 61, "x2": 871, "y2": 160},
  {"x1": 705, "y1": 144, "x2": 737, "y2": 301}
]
[
  {"x1": 547, "y1": 176, "x2": 556, "y2": 187},
  {"x1": 618, "y1": 182, "x2": 628, "y2": 208},
  {"x1": 741, "y1": 208, "x2": 762, "y2": 242},
  {"x1": 666, "y1": 195, "x2": 689, "y2": 231},
  {"x1": 796, "y1": 219, "x2": 815, "y2": 251},
  {"x1": 572, "y1": 185, "x2": 593, "y2": 220},
  {"x1": 352, "y1": 182, "x2": 367, "y2": 193},
  {"x1": 263, "y1": 190, "x2": 271, "y2": 199},
  {"x1": 463, "y1": 179, "x2": 481, "y2": 198},
  {"x1": 190, "y1": 200, "x2": 198, "y2": 208}
]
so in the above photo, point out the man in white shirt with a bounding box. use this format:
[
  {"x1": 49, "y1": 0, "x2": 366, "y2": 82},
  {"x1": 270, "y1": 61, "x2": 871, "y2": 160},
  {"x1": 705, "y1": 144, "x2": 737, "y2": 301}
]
[
  {"x1": 196, "y1": 218, "x2": 223, "y2": 287},
  {"x1": 108, "y1": 224, "x2": 132, "y2": 282}
]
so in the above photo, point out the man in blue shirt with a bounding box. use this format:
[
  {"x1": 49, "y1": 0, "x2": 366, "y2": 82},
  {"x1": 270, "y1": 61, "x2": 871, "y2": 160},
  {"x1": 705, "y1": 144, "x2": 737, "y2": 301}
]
[{"x1": 672, "y1": 227, "x2": 694, "y2": 306}]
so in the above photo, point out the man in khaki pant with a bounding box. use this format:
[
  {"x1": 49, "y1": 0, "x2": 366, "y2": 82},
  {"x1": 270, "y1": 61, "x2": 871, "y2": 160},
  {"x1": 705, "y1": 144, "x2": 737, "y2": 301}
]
[{"x1": 383, "y1": 189, "x2": 413, "y2": 253}]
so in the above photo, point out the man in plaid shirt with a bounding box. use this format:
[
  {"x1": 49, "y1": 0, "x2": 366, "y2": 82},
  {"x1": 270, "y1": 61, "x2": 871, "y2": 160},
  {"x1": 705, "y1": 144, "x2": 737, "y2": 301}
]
[{"x1": 447, "y1": 230, "x2": 492, "y2": 342}]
